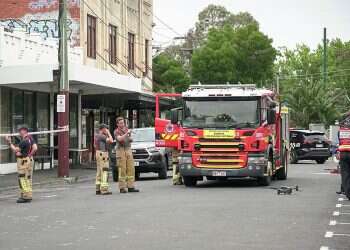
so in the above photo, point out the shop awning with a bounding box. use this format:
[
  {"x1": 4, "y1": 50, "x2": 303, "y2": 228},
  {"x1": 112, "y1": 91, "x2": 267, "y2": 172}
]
[{"x1": 0, "y1": 63, "x2": 142, "y2": 95}]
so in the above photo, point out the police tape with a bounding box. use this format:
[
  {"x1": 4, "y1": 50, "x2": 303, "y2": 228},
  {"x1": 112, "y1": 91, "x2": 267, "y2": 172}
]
[{"x1": 0, "y1": 127, "x2": 69, "y2": 137}]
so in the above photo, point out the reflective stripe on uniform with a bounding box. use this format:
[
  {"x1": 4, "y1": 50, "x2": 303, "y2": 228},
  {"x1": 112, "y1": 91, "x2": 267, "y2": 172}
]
[{"x1": 126, "y1": 176, "x2": 135, "y2": 181}]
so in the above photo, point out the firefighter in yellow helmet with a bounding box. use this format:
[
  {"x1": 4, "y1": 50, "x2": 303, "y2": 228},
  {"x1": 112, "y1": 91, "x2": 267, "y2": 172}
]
[
  {"x1": 95, "y1": 124, "x2": 113, "y2": 195},
  {"x1": 6, "y1": 126, "x2": 37, "y2": 203},
  {"x1": 114, "y1": 117, "x2": 139, "y2": 193}
]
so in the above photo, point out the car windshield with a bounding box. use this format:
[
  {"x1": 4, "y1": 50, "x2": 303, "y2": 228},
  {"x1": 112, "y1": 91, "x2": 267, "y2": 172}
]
[
  {"x1": 132, "y1": 128, "x2": 155, "y2": 142},
  {"x1": 182, "y1": 98, "x2": 259, "y2": 129}
]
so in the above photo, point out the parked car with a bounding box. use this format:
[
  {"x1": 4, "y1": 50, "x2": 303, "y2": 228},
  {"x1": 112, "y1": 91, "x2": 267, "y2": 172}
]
[
  {"x1": 110, "y1": 127, "x2": 171, "y2": 181},
  {"x1": 289, "y1": 129, "x2": 331, "y2": 164}
]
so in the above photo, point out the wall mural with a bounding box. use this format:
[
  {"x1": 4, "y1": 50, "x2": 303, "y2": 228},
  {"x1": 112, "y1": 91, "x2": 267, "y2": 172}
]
[{"x1": 0, "y1": 0, "x2": 80, "y2": 47}]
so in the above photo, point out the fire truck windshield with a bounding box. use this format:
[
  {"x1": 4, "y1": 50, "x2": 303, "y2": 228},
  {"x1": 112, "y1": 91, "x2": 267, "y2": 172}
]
[{"x1": 182, "y1": 98, "x2": 259, "y2": 129}]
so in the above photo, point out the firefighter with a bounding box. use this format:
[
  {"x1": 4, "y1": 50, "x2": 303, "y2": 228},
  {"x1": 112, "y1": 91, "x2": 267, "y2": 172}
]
[
  {"x1": 95, "y1": 124, "x2": 113, "y2": 195},
  {"x1": 172, "y1": 149, "x2": 183, "y2": 185},
  {"x1": 338, "y1": 113, "x2": 350, "y2": 200},
  {"x1": 5, "y1": 126, "x2": 37, "y2": 203},
  {"x1": 114, "y1": 117, "x2": 139, "y2": 193}
]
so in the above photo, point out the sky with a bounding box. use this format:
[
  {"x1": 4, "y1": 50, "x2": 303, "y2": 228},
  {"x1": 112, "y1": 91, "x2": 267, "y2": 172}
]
[{"x1": 153, "y1": 0, "x2": 350, "y2": 50}]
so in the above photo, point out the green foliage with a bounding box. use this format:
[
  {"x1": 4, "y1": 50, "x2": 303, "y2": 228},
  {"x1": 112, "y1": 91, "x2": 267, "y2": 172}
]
[
  {"x1": 152, "y1": 54, "x2": 190, "y2": 93},
  {"x1": 191, "y1": 24, "x2": 276, "y2": 85},
  {"x1": 277, "y1": 40, "x2": 350, "y2": 127},
  {"x1": 193, "y1": 5, "x2": 258, "y2": 48}
]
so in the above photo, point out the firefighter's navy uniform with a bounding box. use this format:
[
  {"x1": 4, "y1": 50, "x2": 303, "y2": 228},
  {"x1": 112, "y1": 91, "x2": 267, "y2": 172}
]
[
  {"x1": 114, "y1": 128, "x2": 139, "y2": 193},
  {"x1": 95, "y1": 125, "x2": 112, "y2": 195},
  {"x1": 339, "y1": 125, "x2": 350, "y2": 200}
]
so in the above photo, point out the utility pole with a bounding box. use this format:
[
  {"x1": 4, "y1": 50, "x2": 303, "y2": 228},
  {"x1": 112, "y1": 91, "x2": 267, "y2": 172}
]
[
  {"x1": 323, "y1": 27, "x2": 327, "y2": 85},
  {"x1": 58, "y1": 0, "x2": 69, "y2": 177}
]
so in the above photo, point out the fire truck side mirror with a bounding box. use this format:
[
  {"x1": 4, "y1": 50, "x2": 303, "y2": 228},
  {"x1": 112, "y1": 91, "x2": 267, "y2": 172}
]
[
  {"x1": 170, "y1": 110, "x2": 179, "y2": 124},
  {"x1": 267, "y1": 109, "x2": 276, "y2": 125}
]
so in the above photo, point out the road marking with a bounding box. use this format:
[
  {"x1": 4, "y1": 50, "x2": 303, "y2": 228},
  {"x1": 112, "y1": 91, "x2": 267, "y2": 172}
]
[
  {"x1": 329, "y1": 220, "x2": 350, "y2": 226},
  {"x1": 41, "y1": 195, "x2": 57, "y2": 198},
  {"x1": 325, "y1": 231, "x2": 334, "y2": 238},
  {"x1": 333, "y1": 211, "x2": 350, "y2": 216},
  {"x1": 338, "y1": 198, "x2": 345, "y2": 202},
  {"x1": 320, "y1": 246, "x2": 329, "y2": 250},
  {"x1": 329, "y1": 220, "x2": 337, "y2": 226},
  {"x1": 336, "y1": 203, "x2": 350, "y2": 208}
]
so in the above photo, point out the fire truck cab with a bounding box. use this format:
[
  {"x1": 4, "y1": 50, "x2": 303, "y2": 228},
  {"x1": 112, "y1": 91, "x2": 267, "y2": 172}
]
[{"x1": 155, "y1": 84, "x2": 289, "y2": 187}]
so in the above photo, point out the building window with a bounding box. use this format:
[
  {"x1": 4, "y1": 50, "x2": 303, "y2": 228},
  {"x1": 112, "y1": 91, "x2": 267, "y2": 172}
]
[
  {"x1": 144, "y1": 39, "x2": 149, "y2": 76},
  {"x1": 109, "y1": 24, "x2": 117, "y2": 64},
  {"x1": 128, "y1": 33, "x2": 135, "y2": 71},
  {"x1": 87, "y1": 14, "x2": 96, "y2": 59}
]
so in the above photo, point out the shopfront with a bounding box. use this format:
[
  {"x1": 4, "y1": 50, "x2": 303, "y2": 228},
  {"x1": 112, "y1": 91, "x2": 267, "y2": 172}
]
[{"x1": 0, "y1": 87, "x2": 50, "y2": 164}]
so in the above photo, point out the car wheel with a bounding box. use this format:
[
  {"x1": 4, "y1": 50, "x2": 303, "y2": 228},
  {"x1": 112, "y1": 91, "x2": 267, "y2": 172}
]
[
  {"x1": 158, "y1": 157, "x2": 168, "y2": 179},
  {"x1": 290, "y1": 150, "x2": 298, "y2": 164},
  {"x1": 135, "y1": 171, "x2": 141, "y2": 180},
  {"x1": 112, "y1": 168, "x2": 118, "y2": 182},
  {"x1": 316, "y1": 159, "x2": 327, "y2": 164},
  {"x1": 183, "y1": 176, "x2": 197, "y2": 187}
]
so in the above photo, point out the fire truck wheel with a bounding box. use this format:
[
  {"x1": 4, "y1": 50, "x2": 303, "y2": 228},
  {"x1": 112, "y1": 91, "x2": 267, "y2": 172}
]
[
  {"x1": 257, "y1": 163, "x2": 272, "y2": 186},
  {"x1": 183, "y1": 176, "x2": 197, "y2": 187},
  {"x1": 276, "y1": 165, "x2": 287, "y2": 180},
  {"x1": 276, "y1": 150, "x2": 288, "y2": 180}
]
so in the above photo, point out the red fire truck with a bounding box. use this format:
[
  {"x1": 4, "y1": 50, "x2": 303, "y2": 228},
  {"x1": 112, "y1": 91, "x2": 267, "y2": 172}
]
[{"x1": 155, "y1": 84, "x2": 289, "y2": 187}]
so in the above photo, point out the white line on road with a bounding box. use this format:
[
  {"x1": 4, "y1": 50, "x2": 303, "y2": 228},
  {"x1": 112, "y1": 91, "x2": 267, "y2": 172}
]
[
  {"x1": 336, "y1": 203, "x2": 350, "y2": 208},
  {"x1": 329, "y1": 220, "x2": 350, "y2": 226},
  {"x1": 320, "y1": 246, "x2": 329, "y2": 250},
  {"x1": 324, "y1": 231, "x2": 350, "y2": 238},
  {"x1": 333, "y1": 211, "x2": 350, "y2": 216}
]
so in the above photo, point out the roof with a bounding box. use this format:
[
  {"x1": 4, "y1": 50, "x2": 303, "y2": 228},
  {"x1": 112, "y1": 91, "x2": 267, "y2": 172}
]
[{"x1": 182, "y1": 84, "x2": 274, "y2": 98}]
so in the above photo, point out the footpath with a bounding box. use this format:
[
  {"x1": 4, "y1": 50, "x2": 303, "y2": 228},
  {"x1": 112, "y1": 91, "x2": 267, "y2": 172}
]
[{"x1": 0, "y1": 167, "x2": 96, "y2": 193}]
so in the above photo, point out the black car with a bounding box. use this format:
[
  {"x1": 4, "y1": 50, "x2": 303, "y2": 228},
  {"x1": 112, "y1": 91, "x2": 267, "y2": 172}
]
[{"x1": 289, "y1": 129, "x2": 331, "y2": 164}]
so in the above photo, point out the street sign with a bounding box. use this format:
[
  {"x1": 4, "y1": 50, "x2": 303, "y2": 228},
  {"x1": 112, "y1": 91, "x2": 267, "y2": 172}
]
[{"x1": 57, "y1": 95, "x2": 65, "y2": 113}]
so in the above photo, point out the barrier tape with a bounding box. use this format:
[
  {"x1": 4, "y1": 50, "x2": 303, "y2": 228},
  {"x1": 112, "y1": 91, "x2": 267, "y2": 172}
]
[{"x1": 0, "y1": 127, "x2": 69, "y2": 137}]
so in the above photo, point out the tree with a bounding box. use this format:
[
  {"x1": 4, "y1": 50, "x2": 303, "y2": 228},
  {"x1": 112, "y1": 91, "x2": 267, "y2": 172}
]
[
  {"x1": 191, "y1": 24, "x2": 276, "y2": 85},
  {"x1": 276, "y1": 40, "x2": 350, "y2": 127},
  {"x1": 192, "y1": 5, "x2": 258, "y2": 48},
  {"x1": 285, "y1": 80, "x2": 342, "y2": 127},
  {"x1": 152, "y1": 54, "x2": 190, "y2": 92}
]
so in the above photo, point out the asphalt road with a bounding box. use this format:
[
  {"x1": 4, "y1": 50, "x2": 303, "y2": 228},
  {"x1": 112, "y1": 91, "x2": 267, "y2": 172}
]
[{"x1": 0, "y1": 161, "x2": 349, "y2": 250}]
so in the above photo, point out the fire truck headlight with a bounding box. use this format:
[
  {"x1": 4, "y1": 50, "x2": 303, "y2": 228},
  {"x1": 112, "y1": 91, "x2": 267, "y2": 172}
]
[
  {"x1": 247, "y1": 156, "x2": 266, "y2": 164},
  {"x1": 179, "y1": 156, "x2": 192, "y2": 164}
]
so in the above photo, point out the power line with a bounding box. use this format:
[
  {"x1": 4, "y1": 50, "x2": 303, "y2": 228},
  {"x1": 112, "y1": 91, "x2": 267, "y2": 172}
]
[{"x1": 279, "y1": 68, "x2": 350, "y2": 80}]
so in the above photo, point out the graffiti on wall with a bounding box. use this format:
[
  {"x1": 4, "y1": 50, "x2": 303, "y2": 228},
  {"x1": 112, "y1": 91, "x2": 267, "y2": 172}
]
[
  {"x1": 1, "y1": 18, "x2": 75, "y2": 42},
  {"x1": 0, "y1": 0, "x2": 80, "y2": 46}
]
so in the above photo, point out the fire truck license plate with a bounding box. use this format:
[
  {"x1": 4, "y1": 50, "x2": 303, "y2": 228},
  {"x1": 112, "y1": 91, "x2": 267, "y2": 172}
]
[
  {"x1": 204, "y1": 130, "x2": 235, "y2": 139},
  {"x1": 212, "y1": 171, "x2": 227, "y2": 177}
]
